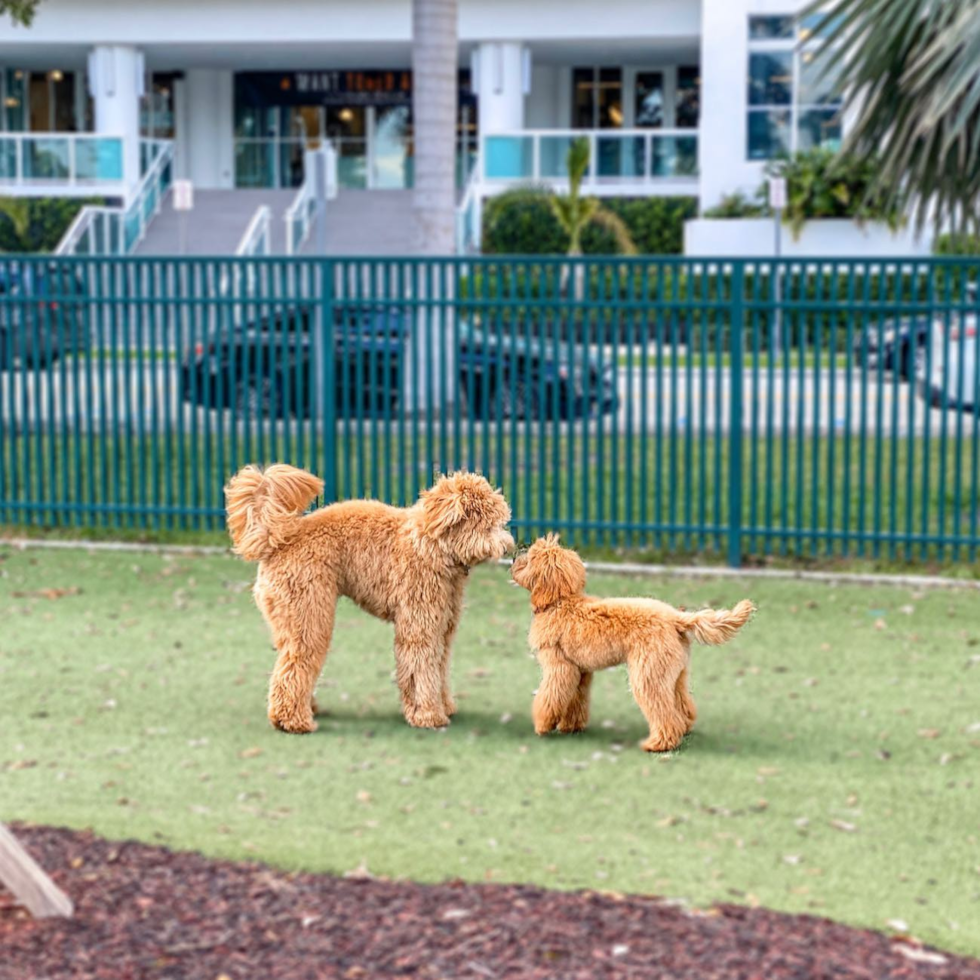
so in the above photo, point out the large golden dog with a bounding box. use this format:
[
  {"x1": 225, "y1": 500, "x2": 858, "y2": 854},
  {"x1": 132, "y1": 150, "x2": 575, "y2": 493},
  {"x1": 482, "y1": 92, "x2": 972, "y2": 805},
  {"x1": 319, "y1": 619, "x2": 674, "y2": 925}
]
[
  {"x1": 226, "y1": 465, "x2": 514, "y2": 733},
  {"x1": 512, "y1": 535, "x2": 755, "y2": 751}
]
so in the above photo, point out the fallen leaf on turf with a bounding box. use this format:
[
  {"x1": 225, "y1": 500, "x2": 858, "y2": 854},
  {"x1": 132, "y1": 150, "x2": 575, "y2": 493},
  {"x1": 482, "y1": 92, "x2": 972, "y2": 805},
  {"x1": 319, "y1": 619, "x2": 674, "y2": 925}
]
[
  {"x1": 874, "y1": 618, "x2": 887, "y2": 631},
  {"x1": 11, "y1": 586, "x2": 81, "y2": 600},
  {"x1": 830, "y1": 819, "x2": 857, "y2": 833},
  {"x1": 239, "y1": 747, "x2": 262, "y2": 759},
  {"x1": 887, "y1": 918, "x2": 910, "y2": 932},
  {"x1": 917, "y1": 729, "x2": 941, "y2": 739}
]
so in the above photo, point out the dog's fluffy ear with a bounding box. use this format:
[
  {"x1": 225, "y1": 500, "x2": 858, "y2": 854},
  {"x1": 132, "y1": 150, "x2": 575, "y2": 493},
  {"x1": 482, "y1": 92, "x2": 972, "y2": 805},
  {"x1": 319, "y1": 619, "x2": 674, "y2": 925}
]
[
  {"x1": 530, "y1": 541, "x2": 586, "y2": 610},
  {"x1": 417, "y1": 472, "x2": 509, "y2": 537}
]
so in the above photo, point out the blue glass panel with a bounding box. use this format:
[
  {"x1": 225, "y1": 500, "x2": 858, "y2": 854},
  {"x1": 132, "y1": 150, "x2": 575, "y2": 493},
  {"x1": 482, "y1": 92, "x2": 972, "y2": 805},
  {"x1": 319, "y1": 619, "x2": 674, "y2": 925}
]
[
  {"x1": 484, "y1": 136, "x2": 533, "y2": 179},
  {"x1": 652, "y1": 135, "x2": 698, "y2": 177},
  {"x1": 0, "y1": 138, "x2": 16, "y2": 179},
  {"x1": 539, "y1": 136, "x2": 576, "y2": 178},
  {"x1": 597, "y1": 136, "x2": 645, "y2": 178},
  {"x1": 23, "y1": 138, "x2": 70, "y2": 179}
]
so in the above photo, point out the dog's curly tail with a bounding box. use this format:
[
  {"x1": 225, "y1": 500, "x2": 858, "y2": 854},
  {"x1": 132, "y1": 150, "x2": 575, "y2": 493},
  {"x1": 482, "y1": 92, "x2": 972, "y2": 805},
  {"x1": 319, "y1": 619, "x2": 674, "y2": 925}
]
[
  {"x1": 679, "y1": 599, "x2": 755, "y2": 645},
  {"x1": 225, "y1": 463, "x2": 323, "y2": 561}
]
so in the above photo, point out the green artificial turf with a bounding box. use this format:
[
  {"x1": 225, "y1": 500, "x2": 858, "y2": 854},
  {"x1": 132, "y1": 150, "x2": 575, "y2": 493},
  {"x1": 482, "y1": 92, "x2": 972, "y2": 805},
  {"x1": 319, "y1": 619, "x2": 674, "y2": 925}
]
[{"x1": 0, "y1": 545, "x2": 978, "y2": 956}]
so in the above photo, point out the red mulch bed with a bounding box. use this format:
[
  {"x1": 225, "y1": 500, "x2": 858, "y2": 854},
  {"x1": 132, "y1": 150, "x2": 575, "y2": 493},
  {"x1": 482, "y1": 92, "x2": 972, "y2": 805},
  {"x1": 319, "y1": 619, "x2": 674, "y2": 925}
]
[{"x1": 1, "y1": 824, "x2": 977, "y2": 980}]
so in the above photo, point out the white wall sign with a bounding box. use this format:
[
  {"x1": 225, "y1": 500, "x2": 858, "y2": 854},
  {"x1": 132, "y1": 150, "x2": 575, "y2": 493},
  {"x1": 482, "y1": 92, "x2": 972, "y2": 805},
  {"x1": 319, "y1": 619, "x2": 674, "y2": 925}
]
[
  {"x1": 173, "y1": 179, "x2": 194, "y2": 211},
  {"x1": 768, "y1": 176, "x2": 787, "y2": 210}
]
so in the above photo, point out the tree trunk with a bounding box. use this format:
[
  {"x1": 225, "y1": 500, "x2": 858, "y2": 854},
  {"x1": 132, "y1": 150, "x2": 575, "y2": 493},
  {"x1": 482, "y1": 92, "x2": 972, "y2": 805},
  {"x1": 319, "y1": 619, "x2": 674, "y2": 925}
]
[{"x1": 411, "y1": 0, "x2": 458, "y2": 255}]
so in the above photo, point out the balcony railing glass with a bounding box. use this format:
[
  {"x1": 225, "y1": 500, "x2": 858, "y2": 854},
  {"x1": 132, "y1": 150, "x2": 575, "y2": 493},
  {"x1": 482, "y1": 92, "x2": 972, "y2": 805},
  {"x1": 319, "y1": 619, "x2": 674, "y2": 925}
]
[
  {"x1": 483, "y1": 129, "x2": 699, "y2": 183},
  {"x1": 0, "y1": 134, "x2": 124, "y2": 185}
]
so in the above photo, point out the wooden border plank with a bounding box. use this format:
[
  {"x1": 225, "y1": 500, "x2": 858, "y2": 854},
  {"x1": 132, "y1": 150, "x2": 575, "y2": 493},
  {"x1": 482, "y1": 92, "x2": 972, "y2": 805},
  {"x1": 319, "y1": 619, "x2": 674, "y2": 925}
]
[{"x1": 0, "y1": 824, "x2": 73, "y2": 918}]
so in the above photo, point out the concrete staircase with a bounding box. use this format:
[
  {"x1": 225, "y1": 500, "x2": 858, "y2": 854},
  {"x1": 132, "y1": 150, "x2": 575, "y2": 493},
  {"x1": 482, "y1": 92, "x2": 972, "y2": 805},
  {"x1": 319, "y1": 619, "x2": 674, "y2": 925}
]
[
  {"x1": 134, "y1": 187, "x2": 416, "y2": 257},
  {"x1": 134, "y1": 189, "x2": 295, "y2": 256},
  {"x1": 299, "y1": 189, "x2": 415, "y2": 255}
]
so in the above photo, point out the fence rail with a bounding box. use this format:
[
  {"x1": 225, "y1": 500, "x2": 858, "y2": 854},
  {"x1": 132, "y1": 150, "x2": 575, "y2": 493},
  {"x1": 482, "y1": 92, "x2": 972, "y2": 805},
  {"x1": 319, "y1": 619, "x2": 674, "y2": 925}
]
[{"x1": 0, "y1": 255, "x2": 978, "y2": 565}]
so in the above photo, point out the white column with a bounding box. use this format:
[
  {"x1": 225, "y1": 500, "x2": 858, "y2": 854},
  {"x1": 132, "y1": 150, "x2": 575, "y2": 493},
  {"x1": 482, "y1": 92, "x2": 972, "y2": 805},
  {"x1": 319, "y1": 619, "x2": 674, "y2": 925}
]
[
  {"x1": 185, "y1": 69, "x2": 235, "y2": 189},
  {"x1": 473, "y1": 41, "x2": 527, "y2": 134},
  {"x1": 87, "y1": 45, "x2": 143, "y2": 197}
]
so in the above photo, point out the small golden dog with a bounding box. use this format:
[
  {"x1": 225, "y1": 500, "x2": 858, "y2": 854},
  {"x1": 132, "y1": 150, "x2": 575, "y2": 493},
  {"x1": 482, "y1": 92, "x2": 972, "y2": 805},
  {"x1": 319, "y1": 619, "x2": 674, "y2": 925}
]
[
  {"x1": 511, "y1": 535, "x2": 755, "y2": 752},
  {"x1": 226, "y1": 465, "x2": 514, "y2": 734}
]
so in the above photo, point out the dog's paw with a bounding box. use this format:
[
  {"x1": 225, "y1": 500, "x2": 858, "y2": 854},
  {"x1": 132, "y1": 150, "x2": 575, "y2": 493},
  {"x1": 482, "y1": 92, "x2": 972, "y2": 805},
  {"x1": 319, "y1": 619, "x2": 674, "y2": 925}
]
[
  {"x1": 557, "y1": 719, "x2": 587, "y2": 734},
  {"x1": 405, "y1": 707, "x2": 451, "y2": 729},
  {"x1": 641, "y1": 733, "x2": 682, "y2": 753},
  {"x1": 269, "y1": 712, "x2": 318, "y2": 734},
  {"x1": 442, "y1": 695, "x2": 458, "y2": 718}
]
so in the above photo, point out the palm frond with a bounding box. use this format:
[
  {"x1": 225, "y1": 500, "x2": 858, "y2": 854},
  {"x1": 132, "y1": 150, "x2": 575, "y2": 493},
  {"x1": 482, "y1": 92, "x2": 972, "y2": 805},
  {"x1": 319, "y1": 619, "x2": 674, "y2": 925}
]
[{"x1": 589, "y1": 206, "x2": 638, "y2": 255}]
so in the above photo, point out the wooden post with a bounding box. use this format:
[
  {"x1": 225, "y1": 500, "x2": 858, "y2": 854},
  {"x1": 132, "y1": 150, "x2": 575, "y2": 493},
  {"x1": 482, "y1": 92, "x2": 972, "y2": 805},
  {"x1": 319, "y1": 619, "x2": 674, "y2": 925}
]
[{"x1": 0, "y1": 824, "x2": 73, "y2": 918}]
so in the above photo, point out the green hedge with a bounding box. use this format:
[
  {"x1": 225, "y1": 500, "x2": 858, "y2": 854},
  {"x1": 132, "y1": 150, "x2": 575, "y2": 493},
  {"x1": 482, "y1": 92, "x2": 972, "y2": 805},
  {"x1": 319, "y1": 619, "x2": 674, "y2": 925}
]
[
  {"x1": 481, "y1": 188, "x2": 697, "y2": 255},
  {"x1": 0, "y1": 197, "x2": 101, "y2": 253}
]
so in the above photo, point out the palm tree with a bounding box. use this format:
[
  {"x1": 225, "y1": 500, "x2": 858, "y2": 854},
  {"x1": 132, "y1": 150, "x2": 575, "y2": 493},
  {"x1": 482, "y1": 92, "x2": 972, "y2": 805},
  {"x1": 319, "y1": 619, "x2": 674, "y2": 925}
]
[
  {"x1": 0, "y1": 1, "x2": 39, "y2": 24},
  {"x1": 816, "y1": 0, "x2": 980, "y2": 231},
  {"x1": 0, "y1": 198, "x2": 32, "y2": 249},
  {"x1": 550, "y1": 137, "x2": 636, "y2": 295},
  {"x1": 411, "y1": 0, "x2": 458, "y2": 255},
  {"x1": 550, "y1": 138, "x2": 636, "y2": 257}
]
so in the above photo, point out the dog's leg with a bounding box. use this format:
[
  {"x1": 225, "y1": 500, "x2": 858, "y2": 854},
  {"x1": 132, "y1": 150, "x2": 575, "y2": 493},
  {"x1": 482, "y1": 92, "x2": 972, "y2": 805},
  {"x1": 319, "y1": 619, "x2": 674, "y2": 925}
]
[
  {"x1": 628, "y1": 658, "x2": 688, "y2": 753},
  {"x1": 533, "y1": 653, "x2": 581, "y2": 736},
  {"x1": 675, "y1": 667, "x2": 697, "y2": 733},
  {"x1": 395, "y1": 620, "x2": 451, "y2": 729},
  {"x1": 266, "y1": 589, "x2": 336, "y2": 735},
  {"x1": 438, "y1": 579, "x2": 466, "y2": 718},
  {"x1": 558, "y1": 671, "x2": 593, "y2": 733}
]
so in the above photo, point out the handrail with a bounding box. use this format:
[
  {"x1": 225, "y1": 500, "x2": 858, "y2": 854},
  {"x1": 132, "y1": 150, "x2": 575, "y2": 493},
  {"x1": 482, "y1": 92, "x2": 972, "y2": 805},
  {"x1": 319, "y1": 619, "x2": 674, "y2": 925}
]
[
  {"x1": 284, "y1": 143, "x2": 337, "y2": 255},
  {"x1": 236, "y1": 205, "x2": 272, "y2": 256},
  {"x1": 54, "y1": 139, "x2": 174, "y2": 255},
  {"x1": 455, "y1": 167, "x2": 481, "y2": 255}
]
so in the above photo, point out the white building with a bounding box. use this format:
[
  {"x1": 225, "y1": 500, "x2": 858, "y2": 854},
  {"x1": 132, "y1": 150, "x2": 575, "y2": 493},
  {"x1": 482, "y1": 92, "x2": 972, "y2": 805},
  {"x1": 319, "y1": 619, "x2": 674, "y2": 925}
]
[{"x1": 0, "y1": 0, "x2": 842, "y2": 251}]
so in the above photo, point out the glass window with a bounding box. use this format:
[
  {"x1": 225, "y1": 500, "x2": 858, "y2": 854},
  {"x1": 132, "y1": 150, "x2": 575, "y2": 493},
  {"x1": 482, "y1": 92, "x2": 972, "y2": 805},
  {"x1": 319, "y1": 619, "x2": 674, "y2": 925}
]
[
  {"x1": 634, "y1": 71, "x2": 664, "y2": 128},
  {"x1": 572, "y1": 67, "x2": 623, "y2": 129},
  {"x1": 798, "y1": 49, "x2": 841, "y2": 106},
  {"x1": 797, "y1": 106, "x2": 842, "y2": 152},
  {"x1": 598, "y1": 67, "x2": 623, "y2": 128},
  {"x1": 749, "y1": 15, "x2": 795, "y2": 40},
  {"x1": 3, "y1": 70, "x2": 27, "y2": 132},
  {"x1": 746, "y1": 15, "x2": 844, "y2": 160},
  {"x1": 676, "y1": 66, "x2": 700, "y2": 129},
  {"x1": 573, "y1": 67, "x2": 595, "y2": 129},
  {"x1": 748, "y1": 52, "x2": 793, "y2": 106},
  {"x1": 747, "y1": 109, "x2": 791, "y2": 159}
]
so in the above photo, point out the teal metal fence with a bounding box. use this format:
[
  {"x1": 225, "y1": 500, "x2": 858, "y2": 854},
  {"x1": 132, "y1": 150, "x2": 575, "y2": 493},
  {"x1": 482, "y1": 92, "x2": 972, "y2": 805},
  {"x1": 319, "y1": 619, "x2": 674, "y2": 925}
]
[{"x1": 1, "y1": 255, "x2": 978, "y2": 565}]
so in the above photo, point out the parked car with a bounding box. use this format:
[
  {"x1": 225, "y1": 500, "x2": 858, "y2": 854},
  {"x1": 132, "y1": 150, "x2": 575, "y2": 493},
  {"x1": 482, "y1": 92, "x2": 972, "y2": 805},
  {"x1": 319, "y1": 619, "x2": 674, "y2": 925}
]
[
  {"x1": 180, "y1": 304, "x2": 407, "y2": 419},
  {"x1": 918, "y1": 305, "x2": 979, "y2": 413},
  {"x1": 0, "y1": 261, "x2": 89, "y2": 370},
  {"x1": 457, "y1": 320, "x2": 617, "y2": 420},
  {"x1": 853, "y1": 317, "x2": 929, "y2": 380}
]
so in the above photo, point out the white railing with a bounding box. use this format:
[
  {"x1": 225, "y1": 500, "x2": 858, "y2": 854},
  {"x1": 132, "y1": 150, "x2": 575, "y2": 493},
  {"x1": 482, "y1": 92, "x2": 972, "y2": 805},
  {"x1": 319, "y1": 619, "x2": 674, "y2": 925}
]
[
  {"x1": 284, "y1": 144, "x2": 338, "y2": 255},
  {"x1": 55, "y1": 139, "x2": 174, "y2": 255},
  {"x1": 455, "y1": 167, "x2": 481, "y2": 255},
  {"x1": 0, "y1": 132, "x2": 127, "y2": 195},
  {"x1": 481, "y1": 128, "x2": 699, "y2": 186},
  {"x1": 236, "y1": 205, "x2": 272, "y2": 256}
]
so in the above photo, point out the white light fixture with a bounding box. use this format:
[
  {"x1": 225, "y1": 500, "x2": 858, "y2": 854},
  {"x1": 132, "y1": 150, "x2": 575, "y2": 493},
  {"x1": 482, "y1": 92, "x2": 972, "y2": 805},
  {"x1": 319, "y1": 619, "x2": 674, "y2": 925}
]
[
  {"x1": 470, "y1": 48, "x2": 480, "y2": 96},
  {"x1": 521, "y1": 46, "x2": 532, "y2": 95}
]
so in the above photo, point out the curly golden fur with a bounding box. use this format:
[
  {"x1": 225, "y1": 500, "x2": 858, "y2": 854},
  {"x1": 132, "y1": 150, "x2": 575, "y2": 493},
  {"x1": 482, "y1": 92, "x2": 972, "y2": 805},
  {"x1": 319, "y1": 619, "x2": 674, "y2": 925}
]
[
  {"x1": 226, "y1": 464, "x2": 514, "y2": 734},
  {"x1": 512, "y1": 535, "x2": 755, "y2": 752}
]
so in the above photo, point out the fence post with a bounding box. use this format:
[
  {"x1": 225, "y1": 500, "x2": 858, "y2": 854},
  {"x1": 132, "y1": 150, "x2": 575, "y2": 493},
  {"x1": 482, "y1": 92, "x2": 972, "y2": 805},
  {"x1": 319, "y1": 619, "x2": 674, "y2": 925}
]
[
  {"x1": 727, "y1": 261, "x2": 745, "y2": 568},
  {"x1": 320, "y1": 257, "x2": 337, "y2": 503}
]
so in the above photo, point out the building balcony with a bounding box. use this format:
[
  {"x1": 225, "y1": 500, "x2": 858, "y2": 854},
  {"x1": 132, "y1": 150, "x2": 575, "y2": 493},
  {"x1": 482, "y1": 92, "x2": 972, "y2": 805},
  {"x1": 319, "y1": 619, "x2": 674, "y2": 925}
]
[
  {"x1": 480, "y1": 129, "x2": 699, "y2": 195},
  {"x1": 0, "y1": 133, "x2": 127, "y2": 197}
]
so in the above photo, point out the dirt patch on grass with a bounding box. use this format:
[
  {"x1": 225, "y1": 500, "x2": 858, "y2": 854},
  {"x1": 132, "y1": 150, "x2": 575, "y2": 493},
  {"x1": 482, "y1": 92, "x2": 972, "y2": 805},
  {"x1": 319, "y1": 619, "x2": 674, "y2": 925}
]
[{"x1": 1, "y1": 824, "x2": 976, "y2": 980}]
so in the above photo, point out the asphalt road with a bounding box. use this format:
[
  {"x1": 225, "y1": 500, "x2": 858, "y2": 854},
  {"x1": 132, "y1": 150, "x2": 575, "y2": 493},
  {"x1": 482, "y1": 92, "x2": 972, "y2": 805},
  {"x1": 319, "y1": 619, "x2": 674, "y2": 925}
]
[{"x1": 0, "y1": 359, "x2": 974, "y2": 438}]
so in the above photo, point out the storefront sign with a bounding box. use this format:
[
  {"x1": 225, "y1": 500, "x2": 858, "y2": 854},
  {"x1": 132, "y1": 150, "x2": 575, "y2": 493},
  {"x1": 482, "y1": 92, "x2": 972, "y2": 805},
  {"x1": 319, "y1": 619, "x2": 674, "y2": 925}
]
[{"x1": 236, "y1": 70, "x2": 474, "y2": 107}]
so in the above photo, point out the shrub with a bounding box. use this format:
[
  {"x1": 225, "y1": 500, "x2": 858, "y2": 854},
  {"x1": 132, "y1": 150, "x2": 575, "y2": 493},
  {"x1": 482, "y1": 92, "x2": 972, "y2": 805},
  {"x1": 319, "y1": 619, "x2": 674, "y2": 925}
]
[
  {"x1": 0, "y1": 197, "x2": 101, "y2": 253},
  {"x1": 933, "y1": 232, "x2": 980, "y2": 256},
  {"x1": 481, "y1": 188, "x2": 697, "y2": 255},
  {"x1": 764, "y1": 149, "x2": 904, "y2": 237},
  {"x1": 703, "y1": 191, "x2": 769, "y2": 219}
]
